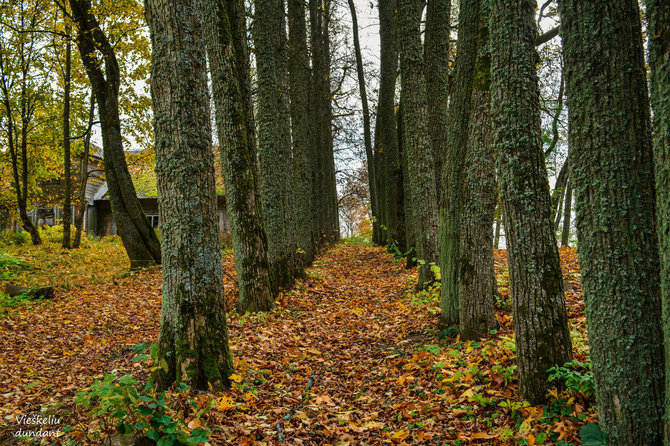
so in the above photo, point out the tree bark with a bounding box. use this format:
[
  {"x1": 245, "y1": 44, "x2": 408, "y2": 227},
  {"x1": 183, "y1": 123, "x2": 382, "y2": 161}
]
[
  {"x1": 560, "y1": 0, "x2": 664, "y2": 442},
  {"x1": 146, "y1": 0, "x2": 233, "y2": 391},
  {"x1": 647, "y1": 1, "x2": 670, "y2": 443},
  {"x1": 425, "y1": 0, "x2": 450, "y2": 203},
  {"x1": 255, "y1": 0, "x2": 298, "y2": 288},
  {"x1": 377, "y1": 0, "x2": 404, "y2": 251},
  {"x1": 62, "y1": 22, "x2": 72, "y2": 249},
  {"x1": 458, "y1": 5, "x2": 498, "y2": 340},
  {"x1": 489, "y1": 0, "x2": 572, "y2": 404},
  {"x1": 288, "y1": 0, "x2": 315, "y2": 264},
  {"x1": 397, "y1": 0, "x2": 439, "y2": 288},
  {"x1": 203, "y1": 0, "x2": 275, "y2": 312},
  {"x1": 347, "y1": 0, "x2": 378, "y2": 245},
  {"x1": 439, "y1": 0, "x2": 478, "y2": 326},
  {"x1": 69, "y1": 0, "x2": 161, "y2": 269},
  {"x1": 310, "y1": 0, "x2": 339, "y2": 245}
]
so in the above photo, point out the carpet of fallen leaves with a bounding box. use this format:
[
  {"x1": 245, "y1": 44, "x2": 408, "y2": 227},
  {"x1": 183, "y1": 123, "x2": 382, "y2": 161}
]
[{"x1": 0, "y1": 238, "x2": 595, "y2": 445}]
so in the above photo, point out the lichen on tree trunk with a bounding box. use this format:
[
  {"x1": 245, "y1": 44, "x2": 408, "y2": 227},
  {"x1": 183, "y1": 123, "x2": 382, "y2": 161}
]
[
  {"x1": 146, "y1": 0, "x2": 233, "y2": 391},
  {"x1": 647, "y1": 1, "x2": 670, "y2": 442},
  {"x1": 458, "y1": 13, "x2": 498, "y2": 339},
  {"x1": 561, "y1": 0, "x2": 665, "y2": 442},
  {"x1": 203, "y1": 0, "x2": 275, "y2": 313},
  {"x1": 397, "y1": 0, "x2": 439, "y2": 289},
  {"x1": 254, "y1": 0, "x2": 298, "y2": 289},
  {"x1": 489, "y1": 0, "x2": 572, "y2": 404}
]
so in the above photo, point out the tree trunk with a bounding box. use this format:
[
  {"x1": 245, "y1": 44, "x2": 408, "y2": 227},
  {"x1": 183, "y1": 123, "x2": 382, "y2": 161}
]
[
  {"x1": 458, "y1": 7, "x2": 498, "y2": 340},
  {"x1": 69, "y1": 0, "x2": 161, "y2": 269},
  {"x1": 397, "y1": 0, "x2": 439, "y2": 288},
  {"x1": 425, "y1": 0, "x2": 450, "y2": 202},
  {"x1": 560, "y1": 0, "x2": 664, "y2": 442},
  {"x1": 310, "y1": 0, "x2": 339, "y2": 245},
  {"x1": 0, "y1": 28, "x2": 42, "y2": 245},
  {"x1": 203, "y1": 0, "x2": 275, "y2": 312},
  {"x1": 647, "y1": 1, "x2": 670, "y2": 443},
  {"x1": 377, "y1": 0, "x2": 404, "y2": 251},
  {"x1": 62, "y1": 23, "x2": 72, "y2": 249},
  {"x1": 73, "y1": 95, "x2": 95, "y2": 249},
  {"x1": 347, "y1": 0, "x2": 378, "y2": 245},
  {"x1": 439, "y1": 0, "x2": 478, "y2": 326},
  {"x1": 288, "y1": 0, "x2": 315, "y2": 264},
  {"x1": 146, "y1": 0, "x2": 233, "y2": 391},
  {"x1": 489, "y1": 0, "x2": 572, "y2": 404},
  {"x1": 255, "y1": 0, "x2": 298, "y2": 288},
  {"x1": 560, "y1": 178, "x2": 572, "y2": 247}
]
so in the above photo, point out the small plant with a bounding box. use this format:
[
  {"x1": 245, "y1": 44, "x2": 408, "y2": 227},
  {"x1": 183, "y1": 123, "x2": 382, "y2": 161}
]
[
  {"x1": 547, "y1": 360, "x2": 595, "y2": 400},
  {"x1": 498, "y1": 399, "x2": 530, "y2": 419},
  {"x1": 72, "y1": 343, "x2": 211, "y2": 445},
  {"x1": 0, "y1": 252, "x2": 31, "y2": 282}
]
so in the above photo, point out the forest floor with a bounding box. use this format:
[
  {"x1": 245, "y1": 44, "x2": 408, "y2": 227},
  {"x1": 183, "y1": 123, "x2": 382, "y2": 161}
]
[{"x1": 0, "y1": 236, "x2": 595, "y2": 445}]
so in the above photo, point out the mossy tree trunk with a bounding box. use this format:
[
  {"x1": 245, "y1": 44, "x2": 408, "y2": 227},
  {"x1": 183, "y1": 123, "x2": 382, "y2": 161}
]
[
  {"x1": 458, "y1": 3, "x2": 498, "y2": 340},
  {"x1": 146, "y1": 0, "x2": 233, "y2": 391},
  {"x1": 70, "y1": 0, "x2": 161, "y2": 269},
  {"x1": 288, "y1": 0, "x2": 315, "y2": 265},
  {"x1": 439, "y1": 0, "x2": 479, "y2": 327},
  {"x1": 425, "y1": 0, "x2": 450, "y2": 203},
  {"x1": 377, "y1": 0, "x2": 404, "y2": 251},
  {"x1": 561, "y1": 0, "x2": 665, "y2": 442},
  {"x1": 647, "y1": 2, "x2": 670, "y2": 442},
  {"x1": 254, "y1": 0, "x2": 298, "y2": 288},
  {"x1": 309, "y1": 0, "x2": 339, "y2": 245},
  {"x1": 203, "y1": 0, "x2": 275, "y2": 312},
  {"x1": 489, "y1": 0, "x2": 572, "y2": 404},
  {"x1": 397, "y1": 0, "x2": 439, "y2": 288}
]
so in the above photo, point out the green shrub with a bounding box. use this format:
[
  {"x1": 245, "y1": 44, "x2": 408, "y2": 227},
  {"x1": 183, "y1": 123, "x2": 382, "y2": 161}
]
[
  {"x1": 71, "y1": 343, "x2": 211, "y2": 445},
  {"x1": 0, "y1": 230, "x2": 29, "y2": 246},
  {"x1": 39, "y1": 224, "x2": 78, "y2": 244},
  {"x1": 0, "y1": 252, "x2": 31, "y2": 282},
  {"x1": 547, "y1": 360, "x2": 595, "y2": 399}
]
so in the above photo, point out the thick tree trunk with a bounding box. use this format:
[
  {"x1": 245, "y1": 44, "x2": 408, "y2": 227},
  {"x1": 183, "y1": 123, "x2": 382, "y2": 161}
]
[
  {"x1": 347, "y1": 0, "x2": 378, "y2": 244},
  {"x1": 560, "y1": 0, "x2": 664, "y2": 442},
  {"x1": 255, "y1": 0, "x2": 298, "y2": 288},
  {"x1": 146, "y1": 0, "x2": 233, "y2": 391},
  {"x1": 69, "y1": 0, "x2": 161, "y2": 269},
  {"x1": 560, "y1": 179, "x2": 572, "y2": 247},
  {"x1": 62, "y1": 23, "x2": 72, "y2": 249},
  {"x1": 378, "y1": 0, "x2": 403, "y2": 250},
  {"x1": 425, "y1": 0, "x2": 450, "y2": 202},
  {"x1": 288, "y1": 0, "x2": 315, "y2": 264},
  {"x1": 647, "y1": 3, "x2": 670, "y2": 442},
  {"x1": 439, "y1": 0, "x2": 478, "y2": 326},
  {"x1": 458, "y1": 11, "x2": 498, "y2": 340},
  {"x1": 203, "y1": 0, "x2": 275, "y2": 312},
  {"x1": 489, "y1": 0, "x2": 572, "y2": 404},
  {"x1": 397, "y1": 0, "x2": 439, "y2": 288}
]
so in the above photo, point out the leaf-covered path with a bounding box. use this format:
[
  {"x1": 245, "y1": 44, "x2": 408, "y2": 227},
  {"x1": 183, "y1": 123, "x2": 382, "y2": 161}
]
[{"x1": 0, "y1": 241, "x2": 591, "y2": 444}]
